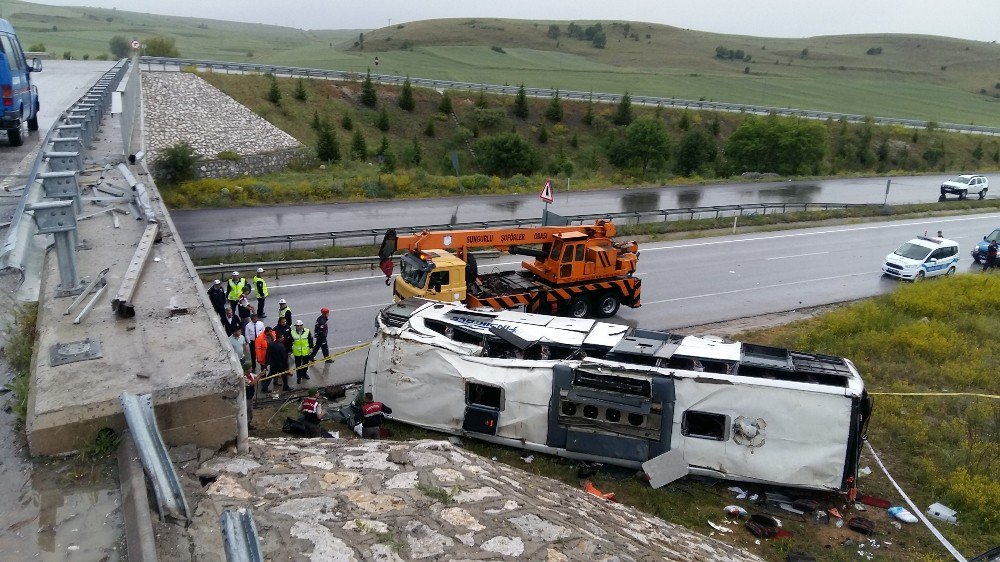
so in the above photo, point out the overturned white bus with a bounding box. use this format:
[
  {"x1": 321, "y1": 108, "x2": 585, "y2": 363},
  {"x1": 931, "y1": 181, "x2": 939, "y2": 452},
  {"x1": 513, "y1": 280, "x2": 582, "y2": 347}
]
[{"x1": 364, "y1": 298, "x2": 872, "y2": 492}]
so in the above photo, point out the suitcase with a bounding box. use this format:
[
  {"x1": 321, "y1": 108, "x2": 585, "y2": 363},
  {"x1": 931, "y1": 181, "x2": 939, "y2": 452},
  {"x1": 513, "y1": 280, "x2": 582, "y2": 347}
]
[
  {"x1": 745, "y1": 520, "x2": 777, "y2": 538},
  {"x1": 792, "y1": 499, "x2": 820, "y2": 512},
  {"x1": 848, "y1": 516, "x2": 876, "y2": 535}
]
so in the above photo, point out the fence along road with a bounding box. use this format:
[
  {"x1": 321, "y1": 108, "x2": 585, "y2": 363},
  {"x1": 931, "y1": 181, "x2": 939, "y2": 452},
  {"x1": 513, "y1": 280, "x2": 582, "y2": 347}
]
[{"x1": 140, "y1": 56, "x2": 1000, "y2": 137}]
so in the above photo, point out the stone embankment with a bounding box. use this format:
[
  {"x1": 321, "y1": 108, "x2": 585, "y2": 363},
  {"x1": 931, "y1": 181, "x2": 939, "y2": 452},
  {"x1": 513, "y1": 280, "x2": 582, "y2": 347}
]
[
  {"x1": 142, "y1": 72, "x2": 303, "y2": 178},
  {"x1": 161, "y1": 437, "x2": 763, "y2": 561}
]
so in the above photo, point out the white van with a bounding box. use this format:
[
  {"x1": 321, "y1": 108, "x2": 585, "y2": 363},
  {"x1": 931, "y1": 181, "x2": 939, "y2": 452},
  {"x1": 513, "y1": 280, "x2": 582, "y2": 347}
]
[{"x1": 881, "y1": 236, "x2": 959, "y2": 281}]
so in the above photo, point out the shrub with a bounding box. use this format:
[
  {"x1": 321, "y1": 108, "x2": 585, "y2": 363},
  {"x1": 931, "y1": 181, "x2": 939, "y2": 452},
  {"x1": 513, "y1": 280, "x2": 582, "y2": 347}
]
[
  {"x1": 350, "y1": 130, "x2": 368, "y2": 160},
  {"x1": 144, "y1": 36, "x2": 180, "y2": 57},
  {"x1": 341, "y1": 112, "x2": 353, "y2": 131},
  {"x1": 376, "y1": 105, "x2": 390, "y2": 131},
  {"x1": 472, "y1": 108, "x2": 506, "y2": 129},
  {"x1": 62, "y1": 51, "x2": 72, "y2": 60},
  {"x1": 153, "y1": 142, "x2": 198, "y2": 185},
  {"x1": 216, "y1": 150, "x2": 241, "y2": 161},
  {"x1": 294, "y1": 78, "x2": 308, "y2": 102},
  {"x1": 398, "y1": 77, "x2": 415, "y2": 111},
  {"x1": 490, "y1": 46, "x2": 506, "y2": 54},
  {"x1": 109, "y1": 35, "x2": 128, "y2": 58},
  {"x1": 267, "y1": 78, "x2": 282, "y2": 105},
  {"x1": 28, "y1": 42, "x2": 45, "y2": 52},
  {"x1": 438, "y1": 92, "x2": 453, "y2": 114},
  {"x1": 474, "y1": 132, "x2": 542, "y2": 176},
  {"x1": 361, "y1": 69, "x2": 377, "y2": 108},
  {"x1": 424, "y1": 120, "x2": 436, "y2": 137}
]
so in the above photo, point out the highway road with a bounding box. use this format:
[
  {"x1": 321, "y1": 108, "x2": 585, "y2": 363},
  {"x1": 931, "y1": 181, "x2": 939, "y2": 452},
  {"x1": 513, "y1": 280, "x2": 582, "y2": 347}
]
[
  {"x1": 172, "y1": 172, "x2": 999, "y2": 244},
  {"x1": 234, "y1": 211, "x2": 1000, "y2": 389}
]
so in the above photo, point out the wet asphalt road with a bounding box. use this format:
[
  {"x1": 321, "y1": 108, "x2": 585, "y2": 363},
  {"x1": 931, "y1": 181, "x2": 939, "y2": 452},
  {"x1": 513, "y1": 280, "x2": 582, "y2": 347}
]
[{"x1": 172, "y1": 173, "x2": 999, "y2": 243}]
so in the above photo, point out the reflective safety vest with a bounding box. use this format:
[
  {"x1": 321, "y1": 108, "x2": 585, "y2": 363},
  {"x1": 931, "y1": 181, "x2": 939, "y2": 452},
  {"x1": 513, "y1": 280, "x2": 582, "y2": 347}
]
[
  {"x1": 278, "y1": 305, "x2": 292, "y2": 322},
  {"x1": 301, "y1": 396, "x2": 320, "y2": 414},
  {"x1": 253, "y1": 275, "x2": 269, "y2": 298},
  {"x1": 227, "y1": 278, "x2": 246, "y2": 300},
  {"x1": 291, "y1": 328, "x2": 311, "y2": 356}
]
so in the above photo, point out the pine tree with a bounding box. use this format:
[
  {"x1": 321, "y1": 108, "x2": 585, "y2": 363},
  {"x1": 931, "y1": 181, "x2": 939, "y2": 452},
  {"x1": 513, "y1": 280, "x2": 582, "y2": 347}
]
[
  {"x1": 438, "y1": 92, "x2": 453, "y2": 114},
  {"x1": 361, "y1": 69, "x2": 377, "y2": 108},
  {"x1": 267, "y1": 78, "x2": 282, "y2": 105},
  {"x1": 315, "y1": 122, "x2": 340, "y2": 162},
  {"x1": 513, "y1": 84, "x2": 529, "y2": 119},
  {"x1": 377, "y1": 136, "x2": 396, "y2": 172},
  {"x1": 398, "y1": 76, "x2": 415, "y2": 111},
  {"x1": 341, "y1": 112, "x2": 353, "y2": 131},
  {"x1": 310, "y1": 110, "x2": 322, "y2": 131},
  {"x1": 376, "y1": 105, "x2": 390, "y2": 132},
  {"x1": 545, "y1": 89, "x2": 563, "y2": 122},
  {"x1": 350, "y1": 130, "x2": 368, "y2": 160},
  {"x1": 613, "y1": 91, "x2": 633, "y2": 126},
  {"x1": 294, "y1": 78, "x2": 308, "y2": 102},
  {"x1": 583, "y1": 93, "x2": 595, "y2": 126},
  {"x1": 538, "y1": 125, "x2": 549, "y2": 143},
  {"x1": 410, "y1": 137, "x2": 423, "y2": 165},
  {"x1": 678, "y1": 110, "x2": 691, "y2": 131},
  {"x1": 424, "y1": 120, "x2": 436, "y2": 137},
  {"x1": 475, "y1": 88, "x2": 488, "y2": 109}
]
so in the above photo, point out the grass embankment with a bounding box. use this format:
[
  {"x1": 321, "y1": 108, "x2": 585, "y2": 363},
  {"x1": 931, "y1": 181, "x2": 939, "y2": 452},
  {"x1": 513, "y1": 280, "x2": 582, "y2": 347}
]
[
  {"x1": 162, "y1": 68, "x2": 999, "y2": 210},
  {"x1": 1, "y1": 303, "x2": 38, "y2": 428},
  {"x1": 251, "y1": 274, "x2": 998, "y2": 561}
]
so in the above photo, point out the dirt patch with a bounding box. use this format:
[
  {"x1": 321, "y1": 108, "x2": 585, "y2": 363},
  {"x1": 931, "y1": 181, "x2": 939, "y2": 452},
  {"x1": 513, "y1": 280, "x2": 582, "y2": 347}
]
[{"x1": 676, "y1": 302, "x2": 853, "y2": 339}]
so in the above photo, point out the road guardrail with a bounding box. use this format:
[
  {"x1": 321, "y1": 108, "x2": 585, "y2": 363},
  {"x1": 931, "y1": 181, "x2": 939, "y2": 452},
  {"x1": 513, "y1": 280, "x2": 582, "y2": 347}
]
[{"x1": 140, "y1": 56, "x2": 1000, "y2": 137}]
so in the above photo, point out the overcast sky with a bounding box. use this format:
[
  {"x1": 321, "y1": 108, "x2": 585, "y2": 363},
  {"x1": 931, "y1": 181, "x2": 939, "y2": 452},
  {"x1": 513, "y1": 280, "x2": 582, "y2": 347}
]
[{"x1": 34, "y1": 0, "x2": 1000, "y2": 42}]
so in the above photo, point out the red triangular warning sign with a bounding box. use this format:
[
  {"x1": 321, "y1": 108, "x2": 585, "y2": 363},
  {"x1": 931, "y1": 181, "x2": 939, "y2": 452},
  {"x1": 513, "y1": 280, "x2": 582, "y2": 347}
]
[{"x1": 539, "y1": 179, "x2": 554, "y2": 203}]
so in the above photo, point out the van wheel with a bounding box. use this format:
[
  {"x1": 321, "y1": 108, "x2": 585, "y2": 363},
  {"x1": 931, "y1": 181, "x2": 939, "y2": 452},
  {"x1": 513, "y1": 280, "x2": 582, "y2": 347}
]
[
  {"x1": 979, "y1": 189, "x2": 987, "y2": 200},
  {"x1": 595, "y1": 292, "x2": 620, "y2": 318},
  {"x1": 7, "y1": 128, "x2": 22, "y2": 147},
  {"x1": 28, "y1": 102, "x2": 39, "y2": 131},
  {"x1": 567, "y1": 295, "x2": 591, "y2": 319},
  {"x1": 912, "y1": 271, "x2": 925, "y2": 282},
  {"x1": 945, "y1": 266, "x2": 956, "y2": 276}
]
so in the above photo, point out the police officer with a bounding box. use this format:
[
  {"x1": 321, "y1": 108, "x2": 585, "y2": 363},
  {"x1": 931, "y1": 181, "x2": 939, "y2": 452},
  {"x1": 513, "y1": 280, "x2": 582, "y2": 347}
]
[
  {"x1": 361, "y1": 392, "x2": 392, "y2": 439},
  {"x1": 207, "y1": 279, "x2": 227, "y2": 323},
  {"x1": 311, "y1": 307, "x2": 333, "y2": 363},
  {"x1": 290, "y1": 320, "x2": 314, "y2": 385},
  {"x1": 985, "y1": 239, "x2": 999, "y2": 271},
  {"x1": 227, "y1": 271, "x2": 246, "y2": 313},
  {"x1": 253, "y1": 267, "x2": 269, "y2": 319},
  {"x1": 276, "y1": 298, "x2": 292, "y2": 325},
  {"x1": 300, "y1": 388, "x2": 326, "y2": 437}
]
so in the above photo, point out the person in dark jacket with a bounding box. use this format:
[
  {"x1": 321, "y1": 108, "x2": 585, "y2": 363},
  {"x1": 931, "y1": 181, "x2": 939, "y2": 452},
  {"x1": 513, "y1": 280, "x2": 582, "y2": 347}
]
[
  {"x1": 361, "y1": 392, "x2": 392, "y2": 439},
  {"x1": 207, "y1": 280, "x2": 227, "y2": 322},
  {"x1": 273, "y1": 316, "x2": 291, "y2": 351},
  {"x1": 265, "y1": 335, "x2": 291, "y2": 392},
  {"x1": 310, "y1": 307, "x2": 333, "y2": 363},
  {"x1": 223, "y1": 308, "x2": 242, "y2": 337},
  {"x1": 984, "y1": 239, "x2": 999, "y2": 271}
]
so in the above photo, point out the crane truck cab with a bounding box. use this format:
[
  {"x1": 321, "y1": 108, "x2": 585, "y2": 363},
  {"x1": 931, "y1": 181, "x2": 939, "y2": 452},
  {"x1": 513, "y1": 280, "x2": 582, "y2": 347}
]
[{"x1": 397, "y1": 249, "x2": 469, "y2": 303}]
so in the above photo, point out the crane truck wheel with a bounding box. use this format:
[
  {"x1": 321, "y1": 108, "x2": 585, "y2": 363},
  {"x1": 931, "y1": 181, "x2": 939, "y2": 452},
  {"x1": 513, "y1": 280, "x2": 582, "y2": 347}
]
[
  {"x1": 567, "y1": 295, "x2": 591, "y2": 319},
  {"x1": 595, "y1": 292, "x2": 621, "y2": 318}
]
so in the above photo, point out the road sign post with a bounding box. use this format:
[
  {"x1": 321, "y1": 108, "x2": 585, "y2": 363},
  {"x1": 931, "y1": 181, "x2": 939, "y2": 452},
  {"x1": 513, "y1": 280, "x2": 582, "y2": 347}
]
[{"x1": 539, "y1": 178, "x2": 554, "y2": 223}]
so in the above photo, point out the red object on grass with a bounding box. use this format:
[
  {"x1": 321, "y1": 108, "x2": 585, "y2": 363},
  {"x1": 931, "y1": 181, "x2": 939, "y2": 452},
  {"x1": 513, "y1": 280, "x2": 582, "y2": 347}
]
[{"x1": 859, "y1": 495, "x2": 891, "y2": 509}]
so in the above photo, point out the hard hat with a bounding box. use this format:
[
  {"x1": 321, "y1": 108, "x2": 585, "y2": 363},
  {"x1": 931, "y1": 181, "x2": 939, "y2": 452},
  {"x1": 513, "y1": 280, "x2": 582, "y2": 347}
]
[
  {"x1": 295, "y1": 319, "x2": 303, "y2": 326},
  {"x1": 231, "y1": 271, "x2": 239, "y2": 276},
  {"x1": 278, "y1": 298, "x2": 287, "y2": 304},
  {"x1": 257, "y1": 267, "x2": 264, "y2": 273},
  {"x1": 213, "y1": 279, "x2": 221, "y2": 285},
  {"x1": 321, "y1": 307, "x2": 329, "y2": 314}
]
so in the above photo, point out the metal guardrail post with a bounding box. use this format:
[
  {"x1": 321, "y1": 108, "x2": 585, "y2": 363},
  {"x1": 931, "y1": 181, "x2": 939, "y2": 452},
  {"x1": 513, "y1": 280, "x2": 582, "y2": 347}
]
[
  {"x1": 26, "y1": 200, "x2": 84, "y2": 296},
  {"x1": 219, "y1": 508, "x2": 264, "y2": 562}
]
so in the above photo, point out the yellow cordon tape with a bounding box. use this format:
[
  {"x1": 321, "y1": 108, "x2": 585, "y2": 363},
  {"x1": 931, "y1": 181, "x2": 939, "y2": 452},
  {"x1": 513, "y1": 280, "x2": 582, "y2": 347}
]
[
  {"x1": 869, "y1": 391, "x2": 999, "y2": 399},
  {"x1": 255, "y1": 342, "x2": 371, "y2": 384}
]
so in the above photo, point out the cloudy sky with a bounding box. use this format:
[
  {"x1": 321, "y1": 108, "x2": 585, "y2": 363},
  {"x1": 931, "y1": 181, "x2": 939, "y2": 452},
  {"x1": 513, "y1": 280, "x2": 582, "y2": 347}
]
[{"x1": 33, "y1": 0, "x2": 1000, "y2": 42}]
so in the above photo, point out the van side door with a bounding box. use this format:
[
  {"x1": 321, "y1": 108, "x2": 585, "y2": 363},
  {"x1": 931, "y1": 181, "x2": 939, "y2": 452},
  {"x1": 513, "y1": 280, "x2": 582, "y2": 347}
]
[{"x1": 0, "y1": 33, "x2": 27, "y2": 120}]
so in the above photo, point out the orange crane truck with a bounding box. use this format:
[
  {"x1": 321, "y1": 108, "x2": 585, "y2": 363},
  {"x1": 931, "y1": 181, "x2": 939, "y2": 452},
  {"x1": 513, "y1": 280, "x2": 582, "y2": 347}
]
[{"x1": 377, "y1": 220, "x2": 640, "y2": 318}]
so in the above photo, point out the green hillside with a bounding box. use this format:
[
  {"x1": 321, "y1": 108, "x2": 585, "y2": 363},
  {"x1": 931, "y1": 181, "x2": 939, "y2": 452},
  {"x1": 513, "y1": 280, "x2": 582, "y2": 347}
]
[{"x1": 5, "y1": 1, "x2": 1000, "y2": 126}]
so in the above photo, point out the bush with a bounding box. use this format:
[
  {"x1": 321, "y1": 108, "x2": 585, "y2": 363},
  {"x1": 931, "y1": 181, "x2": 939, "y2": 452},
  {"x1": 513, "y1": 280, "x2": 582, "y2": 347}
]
[
  {"x1": 144, "y1": 36, "x2": 180, "y2": 57},
  {"x1": 474, "y1": 132, "x2": 542, "y2": 176},
  {"x1": 472, "y1": 108, "x2": 506, "y2": 129},
  {"x1": 294, "y1": 78, "x2": 308, "y2": 102},
  {"x1": 490, "y1": 46, "x2": 506, "y2": 54},
  {"x1": 153, "y1": 142, "x2": 198, "y2": 185},
  {"x1": 267, "y1": 78, "x2": 281, "y2": 105},
  {"x1": 398, "y1": 77, "x2": 415, "y2": 111},
  {"x1": 28, "y1": 42, "x2": 45, "y2": 53},
  {"x1": 216, "y1": 150, "x2": 241, "y2": 161},
  {"x1": 109, "y1": 35, "x2": 128, "y2": 58}
]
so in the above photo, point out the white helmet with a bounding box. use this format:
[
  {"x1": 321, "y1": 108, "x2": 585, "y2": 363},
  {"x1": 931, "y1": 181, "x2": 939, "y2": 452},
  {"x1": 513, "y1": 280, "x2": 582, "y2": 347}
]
[
  {"x1": 231, "y1": 271, "x2": 239, "y2": 276},
  {"x1": 278, "y1": 298, "x2": 287, "y2": 305},
  {"x1": 213, "y1": 279, "x2": 221, "y2": 285},
  {"x1": 294, "y1": 319, "x2": 303, "y2": 326},
  {"x1": 257, "y1": 267, "x2": 264, "y2": 273}
]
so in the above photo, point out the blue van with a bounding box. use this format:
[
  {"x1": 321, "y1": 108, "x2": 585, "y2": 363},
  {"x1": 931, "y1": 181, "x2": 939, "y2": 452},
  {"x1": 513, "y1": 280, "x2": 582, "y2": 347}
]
[{"x1": 0, "y1": 18, "x2": 42, "y2": 147}]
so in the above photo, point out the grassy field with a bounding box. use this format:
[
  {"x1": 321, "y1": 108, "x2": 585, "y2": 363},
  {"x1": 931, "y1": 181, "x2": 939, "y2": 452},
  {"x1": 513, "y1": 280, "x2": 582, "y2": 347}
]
[
  {"x1": 5, "y1": 1, "x2": 1000, "y2": 126},
  {"x1": 250, "y1": 273, "x2": 999, "y2": 560}
]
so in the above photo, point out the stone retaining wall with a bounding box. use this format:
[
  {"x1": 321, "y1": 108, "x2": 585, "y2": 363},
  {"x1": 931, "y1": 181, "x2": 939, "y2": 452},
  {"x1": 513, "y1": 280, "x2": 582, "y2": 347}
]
[{"x1": 196, "y1": 147, "x2": 307, "y2": 178}]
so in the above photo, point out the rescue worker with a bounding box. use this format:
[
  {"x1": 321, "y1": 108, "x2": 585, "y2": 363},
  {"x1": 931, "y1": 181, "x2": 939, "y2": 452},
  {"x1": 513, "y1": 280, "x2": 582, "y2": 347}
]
[
  {"x1": 276, "y1": 299, "x2": 292, "y2": 325},
  {"x1": 253, "y1": 267, "x2": 269, "y2": 319},
  {"x1": 300, "y1": 388, "x2": 326, "y2": 437},
  {"x1": 361, "y1": 392, "x2": 392, "y2": 439},
  {"x1": 207, "y1": 279, "x2": 227, "y2": 322},
  {"x1": 264, "y1": 330, "x2": 290, "y2": 392},
  {"x1": 291, "y1": 320, "x2": 314, "y2": 385},
  {"x1": 985, "y1": 239, "x2": 999, "y2": 271},
  {"x1": 254, "y1": 326, "x2": 272, "y2": 377},
  {"x1": 227, "y1": 271, "x2": 246, "y2": 313},
  {"x1": 244, "y1": 313, "x2": 265, "y2": 372},
  {"x1": 311, "y1": 307, "x2": 333, "y2": 363}
]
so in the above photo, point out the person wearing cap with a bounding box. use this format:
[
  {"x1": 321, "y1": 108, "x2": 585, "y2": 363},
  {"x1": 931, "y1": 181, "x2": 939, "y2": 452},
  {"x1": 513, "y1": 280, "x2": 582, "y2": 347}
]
[
  {"x1": 276, "y1": 299, "x2": 292, "y2": 326},
  {"x1": 290, "y1": 319, "x2": 314, "y2": 385},
  {"x1": 300, "y1": 388, "x2": 326, "y2": 437},
  {"x1": 227, "y1": 271, "x2": 246, "y2": 313},
  {"x1": 244, "y1": 312, "x2": 265, "y2": 372},
  {"x1": 207, "y1": 279, "x2": 227, "y2": 323},
  {"x1": 310, "y1": 307, "x2": 333, "y2": 363},
  {"x1": 253, "y1": 268, "x2": 269, "y2": 319}
]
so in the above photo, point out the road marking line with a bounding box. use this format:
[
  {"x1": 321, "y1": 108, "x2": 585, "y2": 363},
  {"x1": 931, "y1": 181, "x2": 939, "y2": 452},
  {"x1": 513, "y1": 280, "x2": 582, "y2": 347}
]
[
  {"x1": 642, "y1": 271, "x2": 874, "y2": 305},
  {"x1": 766, "y1": 251, "x2": 829, "y2": 260},
  {"x1": 640, "y1": 214, "x2": 1000, "y2": 252}
]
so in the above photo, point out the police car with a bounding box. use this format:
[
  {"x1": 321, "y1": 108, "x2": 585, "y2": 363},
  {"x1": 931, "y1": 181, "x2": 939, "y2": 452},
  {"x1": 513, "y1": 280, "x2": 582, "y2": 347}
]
[{"x1": 882, "y1": 236, "x2": 960, "y2": 281}]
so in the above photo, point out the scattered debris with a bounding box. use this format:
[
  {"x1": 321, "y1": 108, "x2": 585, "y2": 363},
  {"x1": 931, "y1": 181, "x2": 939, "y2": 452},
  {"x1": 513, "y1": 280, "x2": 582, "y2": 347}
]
[
  {"x1": 860, "y1": 495, "x2": 890, "y2": 509},
  {"x1": 926, "y1": 502, "x2": 958, "y2": 525},
  {"x1": 724, "y1": 505, "x2": 748, "y2": 517},
  {"x1": 520, "y1": 455, "x2": 534, "y2": 464},
  {"x1": 582, "y1": 481, "x2": 616, "y2": 501},
  {"x1": 728, "y1": 486, "x2": 748, "y2": 499},
  {"x1": 858, "y1": 466, "x2": 872, "y2": 477},
  {"x1": 848, "y1": 517, "x2": 876, "y2": 535},
  {"x1": 887, "y1": 506, "x2": 918, "y2": 523},
  {"x1": 891, "y1": 521, "x2": 901, "y2": 530},
  {"x1": 708, "y1": 520, "x2": 732, "y2": 533},
  {"x1": 854, "y1": 503, "x2": 866, "y2": 511}
]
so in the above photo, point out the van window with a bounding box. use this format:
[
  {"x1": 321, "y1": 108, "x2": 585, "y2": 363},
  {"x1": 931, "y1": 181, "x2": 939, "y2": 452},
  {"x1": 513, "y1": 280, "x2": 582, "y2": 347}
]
[
  {"x1": 467, "y1": 382, "x2": 503, "y2": 410},
  {"x1": 682, "y1": 410, "x2": 727, "y2": 441},
  {"x1": 0, "y1": 36, "x2": 19, "y2": 72}
]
